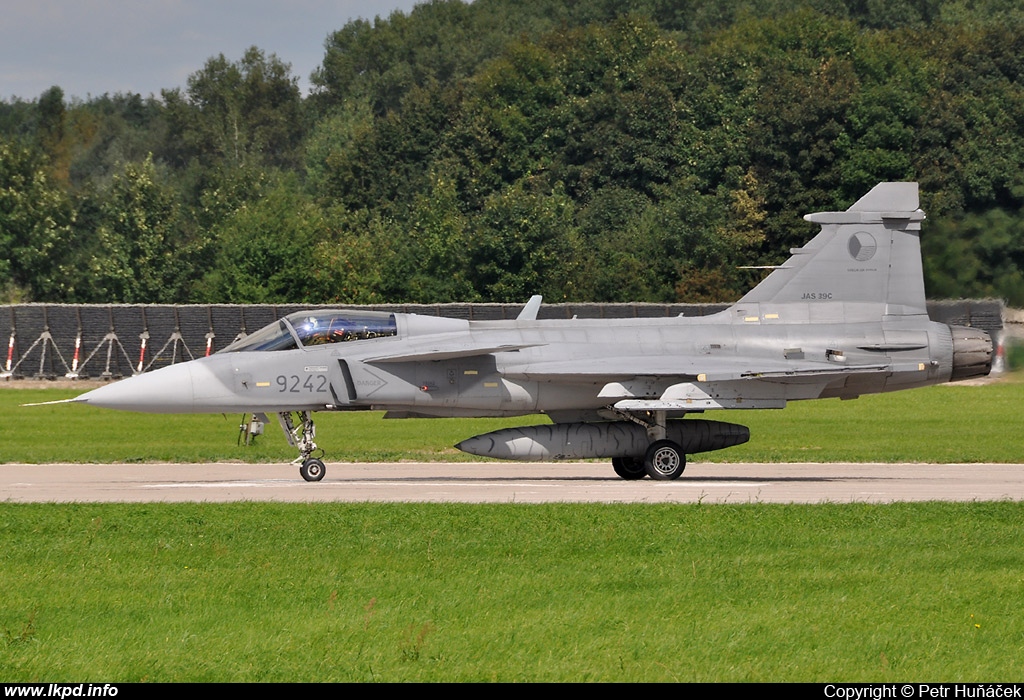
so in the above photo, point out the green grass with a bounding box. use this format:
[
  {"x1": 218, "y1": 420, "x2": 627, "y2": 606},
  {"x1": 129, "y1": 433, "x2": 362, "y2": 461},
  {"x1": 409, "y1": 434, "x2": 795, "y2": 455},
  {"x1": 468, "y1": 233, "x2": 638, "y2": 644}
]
[
  {"x1": 714, "y1": 375, "x2": 1024, "y2": 463},
  {"x1": 2, "y1": 374, "x2": 1022, "y2": 463},
  {"x1": 2, "y1": 501, "x2": 1023, "y2": 682}
]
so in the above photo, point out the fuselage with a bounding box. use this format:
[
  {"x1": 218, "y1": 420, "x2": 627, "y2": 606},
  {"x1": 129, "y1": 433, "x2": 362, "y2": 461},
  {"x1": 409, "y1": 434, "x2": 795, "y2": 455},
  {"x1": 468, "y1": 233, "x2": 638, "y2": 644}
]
[{"x1": 76, "y1": 303, "x2": 975, "y2": 418}]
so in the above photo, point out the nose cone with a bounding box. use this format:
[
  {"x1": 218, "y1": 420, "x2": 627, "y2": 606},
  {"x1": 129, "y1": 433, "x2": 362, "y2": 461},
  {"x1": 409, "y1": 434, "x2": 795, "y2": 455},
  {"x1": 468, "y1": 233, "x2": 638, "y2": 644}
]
[{"x1": 77, "y1": 362, "x2": 206, "y2": 413}]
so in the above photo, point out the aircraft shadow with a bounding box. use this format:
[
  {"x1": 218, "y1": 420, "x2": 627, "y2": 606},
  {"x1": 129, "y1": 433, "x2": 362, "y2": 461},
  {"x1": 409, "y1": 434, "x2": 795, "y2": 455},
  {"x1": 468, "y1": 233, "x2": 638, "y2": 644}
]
[{"x1": 324, "y1": 474, "x2": 888, "y2": 485}]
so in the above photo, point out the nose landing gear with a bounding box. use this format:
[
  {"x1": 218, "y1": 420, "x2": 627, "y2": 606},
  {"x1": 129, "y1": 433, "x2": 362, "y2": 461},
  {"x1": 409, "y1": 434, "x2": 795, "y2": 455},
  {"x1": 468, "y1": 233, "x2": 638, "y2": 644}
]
[{"x1": 277, "y1": 411, "x2": 327, "y2": 482}]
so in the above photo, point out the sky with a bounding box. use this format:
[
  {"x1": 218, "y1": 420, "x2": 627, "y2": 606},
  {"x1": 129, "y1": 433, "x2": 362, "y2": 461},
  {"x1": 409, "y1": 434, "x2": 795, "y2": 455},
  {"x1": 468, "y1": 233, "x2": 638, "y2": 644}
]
[{"x1": 0, "y1": 0, "x2": 424, "y2": 102}]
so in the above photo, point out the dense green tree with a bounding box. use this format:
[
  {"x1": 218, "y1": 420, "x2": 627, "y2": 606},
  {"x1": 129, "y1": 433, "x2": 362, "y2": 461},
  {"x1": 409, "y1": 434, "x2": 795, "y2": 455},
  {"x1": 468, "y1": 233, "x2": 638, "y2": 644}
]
[
  {"x1": 309, "y1": 81, "x2": 456, "y2": 214},
  {"x1": 192, "y1": 175, "x2": 327, "y2": 303},
  {"x1": 394, "y1": 171, "x2": 478, "y2": 301},
  {"x1": 924, "y1": 208, "x2": 1024, "y2": 306},
  {"x1": 36, "y1": 87, "x2": 65, "y2": 152},
  {"x1": 308, "y1": 207, "x2": 403, "y2": 304},
  {"x1": 65, "y1": 93, "x2": 168, "y2": 189},
  {"x1": 305, "y1": 98, "x2": 374, "y2": 199},
  {"x1": 163, "y1": 47, "x2": 304, "y2": 170},
  {"x1": 0, "y1": 98, "x2": 36, "y2": 141},
  {"x1": 0, "y1": 140, "x2": 75, "y2": 301},
  {"x1": 466, "y1": 179, "x2": 579, "y2": 301},
  {"x1": 84, "y1": 156, "x2": 197, "y2": 303},
  {"x1": 311, "y1": 0, "x2": 560, "y2": 117},
  {"x1": 5, "y1": 1, "x2": 1024, "y2": 304}
]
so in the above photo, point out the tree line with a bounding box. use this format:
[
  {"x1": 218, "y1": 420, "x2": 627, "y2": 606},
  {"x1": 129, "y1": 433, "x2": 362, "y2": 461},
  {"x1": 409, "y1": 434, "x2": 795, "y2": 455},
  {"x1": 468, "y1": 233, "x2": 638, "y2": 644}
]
[{"x1": 3, "y1": 0, "x2": 1024, "y2": 305}]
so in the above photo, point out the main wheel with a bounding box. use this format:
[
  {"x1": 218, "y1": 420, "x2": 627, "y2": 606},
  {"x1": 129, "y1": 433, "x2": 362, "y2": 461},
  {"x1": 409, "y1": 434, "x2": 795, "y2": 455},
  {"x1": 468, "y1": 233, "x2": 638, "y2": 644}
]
[
  {"x1": 644, "y1": 440, "x2": 686, "y2": 480},
  {"x1": 300, "y1": 458, "x2": 326, "y2": 482},
  {"x1": 612, "y1": 456, "x2": 647, "y2": 480}
]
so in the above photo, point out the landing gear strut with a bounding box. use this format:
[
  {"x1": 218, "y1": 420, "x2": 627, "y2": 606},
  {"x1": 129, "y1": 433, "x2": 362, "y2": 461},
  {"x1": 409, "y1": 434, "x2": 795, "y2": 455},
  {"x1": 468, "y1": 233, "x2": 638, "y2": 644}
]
[{"x1": 277, "y1": 411, "x2": 326, "y2": 482}]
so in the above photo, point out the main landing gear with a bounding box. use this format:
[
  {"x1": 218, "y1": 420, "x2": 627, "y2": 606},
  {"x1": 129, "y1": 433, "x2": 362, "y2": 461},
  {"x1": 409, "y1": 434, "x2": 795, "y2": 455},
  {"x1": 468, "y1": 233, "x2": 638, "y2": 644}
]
[
  {"x1": 610, "y1": 408, "x2": 687, "y2": 480},
  {"x1": 277, "y1": 411, "x2": 326, "y2": 482},
  {"x1": 611, "y1": 441, "x2": 688, "y2": 480}
]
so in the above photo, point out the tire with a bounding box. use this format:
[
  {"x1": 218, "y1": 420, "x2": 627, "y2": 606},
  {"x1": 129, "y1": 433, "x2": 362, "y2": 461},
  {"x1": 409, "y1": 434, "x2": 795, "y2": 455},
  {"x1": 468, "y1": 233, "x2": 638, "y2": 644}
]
[
  {"x1": 644, "y1": 440, "x2": 686, "y2": 480},
  {"x1": 300, "y1": 458, "x2": 326, "y2": 482},
  {"x1": 612, "y1": 456, "x2": 647, "y2": 480}
]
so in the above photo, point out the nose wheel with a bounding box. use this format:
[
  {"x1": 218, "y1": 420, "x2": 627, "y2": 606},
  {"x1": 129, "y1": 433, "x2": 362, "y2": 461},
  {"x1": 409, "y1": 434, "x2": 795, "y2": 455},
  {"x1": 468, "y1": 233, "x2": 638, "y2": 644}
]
[
  {"x1": 277, "y1": 411, "x2": 327, "y2": 482},
  {"x1": 300, "y1": 458, "x2": 326, "y2": 482}
]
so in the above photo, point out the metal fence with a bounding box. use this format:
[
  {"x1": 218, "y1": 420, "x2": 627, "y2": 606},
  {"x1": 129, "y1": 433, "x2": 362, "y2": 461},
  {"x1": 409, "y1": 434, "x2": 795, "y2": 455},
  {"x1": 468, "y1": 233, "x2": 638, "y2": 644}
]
[{"x1": 1, "y1": 300, "x2": 1004, "y2": 380}]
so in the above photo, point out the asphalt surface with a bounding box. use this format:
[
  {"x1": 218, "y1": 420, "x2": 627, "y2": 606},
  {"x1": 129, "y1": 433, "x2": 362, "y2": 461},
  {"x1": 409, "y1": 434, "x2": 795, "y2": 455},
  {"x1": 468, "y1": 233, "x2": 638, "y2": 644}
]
[{"x1": 3, "y1": 461, "x2": 1023, "y2": 503}]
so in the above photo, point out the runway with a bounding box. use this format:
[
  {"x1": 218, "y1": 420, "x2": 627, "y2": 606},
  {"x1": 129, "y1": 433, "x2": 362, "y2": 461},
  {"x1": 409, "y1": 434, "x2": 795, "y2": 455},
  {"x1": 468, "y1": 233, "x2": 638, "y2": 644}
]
[{"x1": 2, "y1": 461, "x2": 1023, "y2": 503}]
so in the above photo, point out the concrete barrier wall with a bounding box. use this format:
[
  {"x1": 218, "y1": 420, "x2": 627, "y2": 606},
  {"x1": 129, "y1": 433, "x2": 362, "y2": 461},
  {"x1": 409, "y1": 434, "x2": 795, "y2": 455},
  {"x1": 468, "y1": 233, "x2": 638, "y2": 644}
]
[{"x1": 0, "y1": 300, "x2": 1004, "y2": 379}]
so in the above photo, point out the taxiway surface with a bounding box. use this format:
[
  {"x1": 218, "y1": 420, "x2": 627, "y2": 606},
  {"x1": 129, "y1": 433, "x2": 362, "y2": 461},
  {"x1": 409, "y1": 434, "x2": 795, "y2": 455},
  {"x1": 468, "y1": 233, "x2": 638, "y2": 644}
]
[{"x1": 3, "y1": 461, "x2": 1023, "y2": 503}]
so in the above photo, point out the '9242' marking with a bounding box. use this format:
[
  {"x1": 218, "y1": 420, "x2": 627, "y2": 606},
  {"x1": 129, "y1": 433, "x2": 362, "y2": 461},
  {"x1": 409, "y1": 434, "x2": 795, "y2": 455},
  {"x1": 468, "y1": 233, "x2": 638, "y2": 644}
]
[{"x1": 276, "y1": 374, "x2": 329, "y2": 393}]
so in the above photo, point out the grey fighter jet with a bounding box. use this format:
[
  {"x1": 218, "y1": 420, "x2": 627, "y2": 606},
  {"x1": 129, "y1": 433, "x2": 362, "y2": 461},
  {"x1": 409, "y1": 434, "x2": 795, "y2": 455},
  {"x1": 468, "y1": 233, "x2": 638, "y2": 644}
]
[{"x1": 67, "y1": 182, "x2": 993, "y2": 481}]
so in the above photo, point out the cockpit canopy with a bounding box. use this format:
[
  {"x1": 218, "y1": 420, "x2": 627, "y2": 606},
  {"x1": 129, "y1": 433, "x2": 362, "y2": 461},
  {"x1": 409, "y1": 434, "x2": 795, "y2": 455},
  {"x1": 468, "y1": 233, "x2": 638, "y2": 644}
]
[{"x1": 220, "y1": 310, "x2": 398, "y2": 353}]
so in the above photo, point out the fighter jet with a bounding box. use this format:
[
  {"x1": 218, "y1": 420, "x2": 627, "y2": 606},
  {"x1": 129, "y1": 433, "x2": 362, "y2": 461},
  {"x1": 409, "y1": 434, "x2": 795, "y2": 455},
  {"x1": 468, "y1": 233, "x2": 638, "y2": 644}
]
[{"x1": 66, "y1": 182, "x2": 992, "y2": 481}]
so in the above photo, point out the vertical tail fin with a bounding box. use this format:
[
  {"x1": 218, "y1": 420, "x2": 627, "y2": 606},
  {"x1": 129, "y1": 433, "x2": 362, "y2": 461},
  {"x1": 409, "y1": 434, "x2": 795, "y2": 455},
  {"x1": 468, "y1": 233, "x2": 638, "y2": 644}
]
[{"x1": 739, "y1": 182, "x2": 927, "y2": 314}]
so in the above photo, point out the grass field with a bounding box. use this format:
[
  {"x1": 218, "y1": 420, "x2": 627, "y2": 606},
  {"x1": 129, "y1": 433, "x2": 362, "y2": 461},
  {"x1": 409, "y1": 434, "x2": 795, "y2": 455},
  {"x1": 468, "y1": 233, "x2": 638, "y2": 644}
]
[
  {"x1": 2, "y1": 501, "x2": 1024, "y2": 682},
  {"x1": 2, "y1": 372, "x2": 1022, "y2": 463}
]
